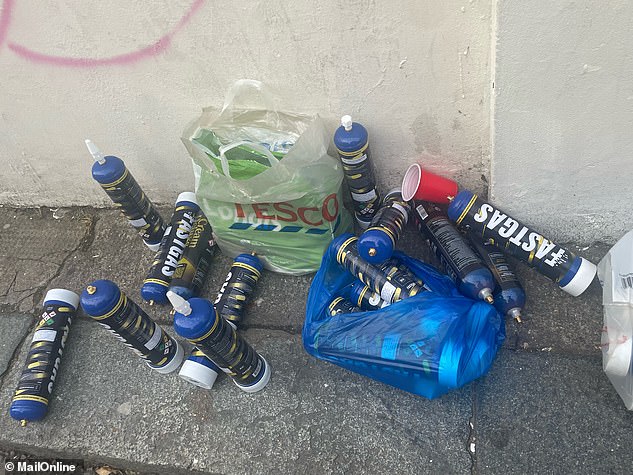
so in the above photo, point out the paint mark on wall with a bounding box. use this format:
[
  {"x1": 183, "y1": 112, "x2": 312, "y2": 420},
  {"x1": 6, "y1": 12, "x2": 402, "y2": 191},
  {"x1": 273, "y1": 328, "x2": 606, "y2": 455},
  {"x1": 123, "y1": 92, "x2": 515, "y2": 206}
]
[
  {"x1": 0, "y1": 0, "x2": 13, "y2": 49},
  {"x1": 0, "y1": 0, "x2": 204, "y2": 67}
]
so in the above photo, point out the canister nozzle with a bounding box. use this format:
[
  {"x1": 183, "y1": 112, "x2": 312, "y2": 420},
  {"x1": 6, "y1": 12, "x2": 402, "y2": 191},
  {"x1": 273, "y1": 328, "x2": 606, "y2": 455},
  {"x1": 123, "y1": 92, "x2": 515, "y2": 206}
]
[
  {"x1": 85, "y1": 139, "x2": 106, "y2": 165},
  {"x1": 508, "y1": 307, "x2": 523, "y2": 323},
  {"x1": 341, "y1": 115, "x2": 353, "y2": 131},
  {"x1": 479, "y1": 288, "x2": 494, "y2": 304},
  {"x1": 167, "y1": 291, "x2": 192, "y2": 316}
]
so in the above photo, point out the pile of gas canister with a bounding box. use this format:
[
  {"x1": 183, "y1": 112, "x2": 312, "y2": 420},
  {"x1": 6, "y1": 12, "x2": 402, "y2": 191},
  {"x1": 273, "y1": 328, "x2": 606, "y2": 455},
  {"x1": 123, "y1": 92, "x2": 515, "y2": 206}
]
[
  {"x1": 9, "y1": 141, "x2": 270, "y2": 427},
  {"x1": 9, "y1": 115, "x2": 599, "y2": 426},
  {"x1": 328, "y1": 114, "x2": 597, "y2": 323}
]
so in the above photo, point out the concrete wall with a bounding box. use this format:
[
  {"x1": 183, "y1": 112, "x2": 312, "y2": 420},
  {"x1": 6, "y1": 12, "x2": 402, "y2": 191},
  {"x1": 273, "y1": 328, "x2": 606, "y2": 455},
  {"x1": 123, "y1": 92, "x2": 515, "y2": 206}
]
[
  {"x1": 0, "y1": 0, "x2": 491, "y2": 207},
  {"x1": 491, "y1": 1, "x2": 633, "y2": 244}
]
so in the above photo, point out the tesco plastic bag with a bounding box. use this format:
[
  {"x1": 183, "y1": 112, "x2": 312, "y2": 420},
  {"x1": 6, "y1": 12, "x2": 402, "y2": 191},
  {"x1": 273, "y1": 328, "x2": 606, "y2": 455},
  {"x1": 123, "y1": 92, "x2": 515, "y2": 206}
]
[
  {"x1": 303, "y1": 244, "x2": 506, "y2": 399},
  {"x1": 598, "y1": 230, "x2": 633, "y2": 409},
  {"x1": 182, "y1": 80, "x2": 353, "y2": 274}
]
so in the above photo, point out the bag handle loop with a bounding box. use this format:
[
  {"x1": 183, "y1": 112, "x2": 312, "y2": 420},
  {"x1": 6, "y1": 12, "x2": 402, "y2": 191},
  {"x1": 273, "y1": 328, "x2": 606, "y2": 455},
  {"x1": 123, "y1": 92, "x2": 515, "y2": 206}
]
[{"x1": 218, "y1": 141, "x2": 279, "y2": 178}]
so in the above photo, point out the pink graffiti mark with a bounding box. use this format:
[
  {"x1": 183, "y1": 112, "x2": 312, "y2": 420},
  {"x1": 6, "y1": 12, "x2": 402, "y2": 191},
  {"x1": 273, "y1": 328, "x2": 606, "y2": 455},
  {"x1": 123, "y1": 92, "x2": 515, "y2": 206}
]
[
  {"x1": 0, "y1": 0, "x2": 13, "y2": 48},
  {"x1": 0, "y1": 0, "x2": 204, "y2": 67}
]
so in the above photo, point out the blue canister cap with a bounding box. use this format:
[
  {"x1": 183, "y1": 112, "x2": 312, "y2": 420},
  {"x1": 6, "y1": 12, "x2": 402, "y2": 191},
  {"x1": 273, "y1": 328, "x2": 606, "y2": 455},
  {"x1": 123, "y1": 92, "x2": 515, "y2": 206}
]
[
  {"x1": 10, "y1": 400, "x2": 48, "y2": 423},
  {"x1": 80, "y1": 279, "x2": 122, "y2": 317},
  {"x1": 140, "y1": 282, "x2": 170, "y2": 305},
  {"x1": 358, "y1": 228, "x2": 394, "y2": 264},
  {"x1": 173, "y1": 297, "x2": 217, "y2": 341},
  {"x1": 334, "y1": 115, "x2": 369, "y2": 153},
  {"x1": 91, "y1": 155, "x2": 127, "y2": 186},
  {"x1": 446, "y1": 189, "x2": 475, "y2": 223},
  {"x1": 168, "y1": 285, "x2": 194, "y2": 301},
  {"x1": 234, "y1": 253, "x2": 264, "y2": 273}
]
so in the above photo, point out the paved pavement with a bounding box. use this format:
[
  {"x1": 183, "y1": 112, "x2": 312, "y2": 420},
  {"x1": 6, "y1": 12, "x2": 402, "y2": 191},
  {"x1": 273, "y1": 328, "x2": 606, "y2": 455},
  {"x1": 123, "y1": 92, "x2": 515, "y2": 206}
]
[{"x1": 0, "y1": 206, "x2": 630, "y2": 474}]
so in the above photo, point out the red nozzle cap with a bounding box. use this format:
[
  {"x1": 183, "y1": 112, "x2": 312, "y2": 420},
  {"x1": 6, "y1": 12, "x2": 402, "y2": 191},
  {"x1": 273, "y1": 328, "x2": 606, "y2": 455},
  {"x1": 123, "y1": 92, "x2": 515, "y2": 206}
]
[{"x1": 401, "y1": 163, "x2": 458, "y2": 204}]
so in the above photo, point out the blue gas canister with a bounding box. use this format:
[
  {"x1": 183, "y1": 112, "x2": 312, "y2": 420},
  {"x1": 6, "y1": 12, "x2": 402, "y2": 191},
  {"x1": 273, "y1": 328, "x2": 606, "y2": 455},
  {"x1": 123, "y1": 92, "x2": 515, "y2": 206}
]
[
  {"x1": 81, "y1": 280, "x2": 183, "y2": 374},
  {"x1": 358, "y1": 189, "x2": 411, "y2": 264},
  {"x1": 10, "y1": 289, "x2": 78, "y2": 425},
  {"x1": 213, "y1": 253, "x2": 263, "y2": 326},
  {"x1": 413, "y1": 201, "x2": 495, "y2": 303},
  {"x1": 141, "y1": 192, "x2": 199, "y2": 305},
  {"x1": 332, "y1": 234, "x2": 423, "y2": 304},
  {"x1": 468, "y1": 236, "x2": 526, "y2": 322},
  {"x1": 169, "y1": 292, "x2": 270, "y2": 393},
  {"x1": 378, "y1": 258, "x2": 429, "y2": 293},
  {"x1": 86, "y1": 140, "x2": 165, "y2": 251},
  {"x1": 447, "y1": 190, "x2": 597, "y2": 297},
  {"x1": 334, "y1": 115, "x2": 381, "y2": 229},
  {"x1": 169, "y1": 213, "x2": 216, "y2": 300}
]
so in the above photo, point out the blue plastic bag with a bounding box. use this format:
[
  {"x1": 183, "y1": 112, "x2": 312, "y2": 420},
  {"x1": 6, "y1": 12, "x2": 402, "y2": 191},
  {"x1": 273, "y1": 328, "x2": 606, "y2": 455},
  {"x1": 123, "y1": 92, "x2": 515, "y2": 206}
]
[{"x1": 303, "y1": 242, "x2": 505, "y2": 399}]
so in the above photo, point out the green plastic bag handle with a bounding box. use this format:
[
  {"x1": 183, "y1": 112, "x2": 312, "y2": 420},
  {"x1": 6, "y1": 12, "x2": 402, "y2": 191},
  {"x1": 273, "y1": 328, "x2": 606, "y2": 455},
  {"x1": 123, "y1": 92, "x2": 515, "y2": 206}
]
[{"x1": 218, "y1": 141, "x2": 279, "y2": 178}]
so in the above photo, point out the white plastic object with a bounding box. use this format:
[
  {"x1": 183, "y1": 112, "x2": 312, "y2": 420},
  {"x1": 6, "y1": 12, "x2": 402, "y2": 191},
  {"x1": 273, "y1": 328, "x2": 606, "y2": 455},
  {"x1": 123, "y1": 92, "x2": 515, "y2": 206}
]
[
  {"x1": 176, "y1": 192, "x2": 198, "y2": 206},
  {"x1": 401, "y1": 163, "x2": 421, "y2": 201},
  {"x1": 179, "y1": 359, "x2": 219, "y2": 389},
  {"x1": 85, "y1": 139, "x2": 106, "y2": 165},
  {"x1": 234, "y1": 356, "x2": 271, "y2": 393},
  {"x1": 604, "y1": 339, "x2": 632, "y2": 377},
  {"x1": 44, "y1": 289, "x2": 80, "y2": 310},
  {"x1": 151, "y1": 340, "x2": 184, "y2": 374},
  {"x1": 598, "y1": 229, "x2": 633, "y2": 409},
  {"x1": 341, "y1": 115, "x2": 353, "y2": 131},
  {"x1": 167, "y1": 290, "x2": 192, "y2": 316},
  {"x1": 559, "y1": 257, "x2": 597, "y2": 297}
]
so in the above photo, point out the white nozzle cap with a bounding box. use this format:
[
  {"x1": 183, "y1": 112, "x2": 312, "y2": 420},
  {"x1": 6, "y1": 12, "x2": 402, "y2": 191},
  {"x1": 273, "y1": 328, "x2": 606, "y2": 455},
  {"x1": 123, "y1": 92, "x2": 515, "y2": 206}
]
[
  {"x1": 85, "y1": 139, "x2": 106, "y2": 165},
  {"x1": 234, "y1": 357, "x2": 271, "y2": 393},
  {"x1": 341, "y1": 115, "x2": 353, "y2": 131},
  {"x1": 179, "y1": 359, "x2": 219, "y2": 389},
  {"x1": 176, "y1": 192, "x2": 198, "y2": 206},
  {"x1": 167, "y1": 290, "x2": 192, "y2": 316},
  {"x1": 604, "y1": 339, "x2": 632, "y2": 377},
  {"x1": 559, "y1": 257, "x2": 597, "y2": 297},
  {"x1": 44, "y1": 289, "x2": 80, "y2": 310},
  {"x1": 150, "y1": 340, "x2": 184, "y2": 374}
]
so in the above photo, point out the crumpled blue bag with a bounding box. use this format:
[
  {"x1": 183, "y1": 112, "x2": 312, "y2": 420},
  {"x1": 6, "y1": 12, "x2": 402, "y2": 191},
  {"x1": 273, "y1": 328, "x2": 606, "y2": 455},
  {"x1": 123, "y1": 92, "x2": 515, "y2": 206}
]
[{"x1": 303, "y1": 243, "x2": 505, "y2": 399}]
